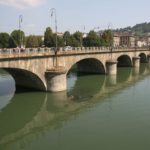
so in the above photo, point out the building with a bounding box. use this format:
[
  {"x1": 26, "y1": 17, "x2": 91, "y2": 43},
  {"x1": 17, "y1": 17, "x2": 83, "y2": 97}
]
[
  {"x1": 119, "y1": 33, "x2": 135, "y2": 47},
  {"x1": 147, "y1": 36, "x2": 150, "y2": 46},
  {"x1": 57, "y1": 32, "x2": 64, "y2": 37},
  {"x1": 113, "y1": 33, "x2": 120, "y2": 47},
  {"x1": 136, "y1": 36, "x2": 150, "y2": 47},
  {"x1": 83, "y1": 33, "x2": 88, "y2": 38}
]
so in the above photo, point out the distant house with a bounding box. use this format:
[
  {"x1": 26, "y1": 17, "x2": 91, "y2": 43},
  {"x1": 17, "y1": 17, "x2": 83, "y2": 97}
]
[
  {"x1": 147, "y1": 36, "x2": 150, "y2": 46},
  {"x1": 119, "y1": 33, "x2": 135, "y2": 47},
  {"x1": 136, "y1": 40, "x2": 147, "y2": 47},
  {"x1": 112, "y1": 32, "x2": 136, "y2": 47},
  {"x1": 57, "y1": 32, "x2": 64, "y2": 37},
  {"x1": 136, "y1": 36, "x2": 150, "y2": 47},
  {"x1": 83, "y1": 33, "x2": 88, "y2": 38},
  {"x1": 113, "y1": 33, "x2": 120, "y2": 47}
]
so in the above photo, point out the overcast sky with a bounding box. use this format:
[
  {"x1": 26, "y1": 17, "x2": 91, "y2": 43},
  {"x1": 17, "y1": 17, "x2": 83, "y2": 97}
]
[{"x1": 0, "y1": 0, "x2": 149, "y2": 35}]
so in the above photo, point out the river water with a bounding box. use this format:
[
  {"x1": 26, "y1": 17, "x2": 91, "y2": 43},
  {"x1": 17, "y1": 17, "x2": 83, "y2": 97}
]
[{"x1": 0, "y1": 64, "x2": 150, "y2": 150}]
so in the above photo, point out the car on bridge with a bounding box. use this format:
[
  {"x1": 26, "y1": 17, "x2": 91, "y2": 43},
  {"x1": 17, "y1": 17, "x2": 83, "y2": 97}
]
[{"x1": 63, "y1": 46, "x2": 72, "y2": 51}]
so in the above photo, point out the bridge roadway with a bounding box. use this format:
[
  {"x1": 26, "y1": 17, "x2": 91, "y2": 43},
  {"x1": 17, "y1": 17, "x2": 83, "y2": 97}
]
[{"x1": 0, "y1": 47, "x2": 150, "y2": 92}]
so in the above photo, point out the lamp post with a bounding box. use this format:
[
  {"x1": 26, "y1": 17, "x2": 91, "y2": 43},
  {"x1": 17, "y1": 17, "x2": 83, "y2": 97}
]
[
  {"x1": 107, "y1": 23, "x2": 113, "y2": 61},
  {"x1": 110, "y1": 31, "x2": 113, "y2": 61},
  {"x1": 50, "y1": 8, "x2": 58, "y2": 67},
  {"x1": 19, "y1": 15, "x2": 23, "y2": 49}
]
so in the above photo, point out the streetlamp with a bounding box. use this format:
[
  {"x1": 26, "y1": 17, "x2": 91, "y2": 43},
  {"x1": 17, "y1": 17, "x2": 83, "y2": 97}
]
[
  {"x1": 110, "y1": 31, "x2": 113, "y2": 61},
  {"x1": 107, "y1": 23, "x2": 113, "y2": 60},
  {"x1": 50, "y1": 8, "x2": 58, "y2": 67},
  {"x1": 19, "y1": 15, "x2": 23, "y2": 48}
]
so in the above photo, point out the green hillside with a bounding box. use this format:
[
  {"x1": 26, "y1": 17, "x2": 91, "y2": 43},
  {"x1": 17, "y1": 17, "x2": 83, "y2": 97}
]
[{"x1": 115, "y1": 22, "x2": 150, "y2": 35}]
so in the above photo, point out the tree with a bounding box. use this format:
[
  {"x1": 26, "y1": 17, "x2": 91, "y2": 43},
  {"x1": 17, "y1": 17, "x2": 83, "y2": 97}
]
[
  {"x1": 83, "y1": 31, "x2": 101, "y2": 47},
  {"x1": 26, "y1": 35, "x2": 40, "y2": 48},
  {"x1": 73, "y1": 31, "x2": 83, "y2": 46},
  {"x1": 37, "y1": 36, "x2": 43, "y2": 47},
  {"x1": 9, "y1": 37, "x2": 16, "y2": 48},
  {"x1": 57, "y1": 36, "x2": 64, "y2": 47},
  {"x1": 63, "y1": 31, "x2": 71, "y2": 46},
  {"x1": 10, "y1": 30, "x2": 25, "y2": 48},
  {"x1": 68, "y1": 35, "x2": 80, "y2": 47},
  {"x1": 101, "y1": 30, "x2": 113, "y2": 46},
  {"x1": 0, "y1": 33, "x2": 10, "y2": 48},
  {"x1": 44, "y1": 27, "x2": 55, "y2": 47}
]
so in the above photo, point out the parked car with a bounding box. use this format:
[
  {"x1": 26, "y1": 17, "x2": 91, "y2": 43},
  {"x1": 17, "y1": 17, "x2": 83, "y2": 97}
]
[{"x1": 63, "y1": 46, "x2": 72, "y2": 51}]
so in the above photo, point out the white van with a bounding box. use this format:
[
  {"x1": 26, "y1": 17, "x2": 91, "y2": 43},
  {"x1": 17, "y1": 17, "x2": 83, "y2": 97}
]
[{"x1": 63, "y1": 46, "x2": 72, "y2": 51}]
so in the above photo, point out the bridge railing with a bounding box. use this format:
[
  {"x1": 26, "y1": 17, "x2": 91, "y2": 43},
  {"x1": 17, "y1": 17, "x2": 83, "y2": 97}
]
[
  {"x1": 0, "y1": 46, "x2": 149, "y2": 58},
  {"x1": 0, "y1": 48, "x2": 55, "y2": 56}
]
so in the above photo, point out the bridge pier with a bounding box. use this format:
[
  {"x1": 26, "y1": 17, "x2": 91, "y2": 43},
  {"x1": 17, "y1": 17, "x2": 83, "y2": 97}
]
[
  {"x1": 106, "y1": 61, "x2": 117, "y2": 75},
  {"x1": 132, "y1": 57, "x2": 140, "y2": 67},
  {"x1": 45, "y1": 67, "x2": 67, "y2": 92}
]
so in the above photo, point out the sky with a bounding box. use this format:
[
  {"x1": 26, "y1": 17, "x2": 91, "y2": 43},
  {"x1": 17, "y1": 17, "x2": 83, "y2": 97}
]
[{"x1": 0, "y1": 0, "x2": 150, "y2": 35}]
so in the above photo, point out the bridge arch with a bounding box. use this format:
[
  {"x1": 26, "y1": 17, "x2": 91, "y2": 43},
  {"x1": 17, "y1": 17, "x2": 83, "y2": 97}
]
[
  {"x1": 67, "y1": 58, "x2": 105, "y2": 75},
  {"x1": 3, "y1": 68, "x2": 46, "y2": 91},
  {"x1": 139, "y1": 53, "x2": 147, "y2": 63},
  {"x1": 117, "y1": 55, "x2": 132, "y2": 67}
]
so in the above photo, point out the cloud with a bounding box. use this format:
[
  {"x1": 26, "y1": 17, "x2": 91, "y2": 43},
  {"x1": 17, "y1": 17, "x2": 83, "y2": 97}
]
[{"x1": 0, "y1": 0, "x2": 46, "y2": 9}]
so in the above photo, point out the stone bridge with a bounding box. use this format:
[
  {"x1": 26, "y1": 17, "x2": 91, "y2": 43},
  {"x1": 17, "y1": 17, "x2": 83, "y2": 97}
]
[{"x1": 0, "y1": 47, "x2": 150, "y2": 92}]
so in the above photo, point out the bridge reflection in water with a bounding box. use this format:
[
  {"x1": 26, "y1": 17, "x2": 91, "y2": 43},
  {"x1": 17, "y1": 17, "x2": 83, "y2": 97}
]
[{"x1": 0, "y1": 64, "x2": 150, "y2": 150}]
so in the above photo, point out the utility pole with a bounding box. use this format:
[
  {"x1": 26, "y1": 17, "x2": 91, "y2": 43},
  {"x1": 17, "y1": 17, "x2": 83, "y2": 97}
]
[
  {"x1": 108, "y1": 23, "x2": 113, "y2": 61},
  {"x1": 50, "y1": 8, "x2": 58, "y2": 67},
  {"x1": 19, "y1": 15, "x2": 23, "y2": 48}
]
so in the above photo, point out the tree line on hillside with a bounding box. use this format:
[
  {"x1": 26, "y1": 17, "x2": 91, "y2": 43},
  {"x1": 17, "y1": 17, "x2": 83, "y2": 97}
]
[
  {"x1": 0, "y1": 27, "x2": 113, "y2": 48},
  {"x1": 115, "y1": 22, "x2": 150, "y2": 36}
]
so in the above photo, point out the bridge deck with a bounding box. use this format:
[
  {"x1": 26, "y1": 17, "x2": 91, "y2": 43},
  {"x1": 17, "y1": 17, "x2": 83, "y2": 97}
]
[{"x1": 0, "y1": 47, "x2": 149, "y2": 60}]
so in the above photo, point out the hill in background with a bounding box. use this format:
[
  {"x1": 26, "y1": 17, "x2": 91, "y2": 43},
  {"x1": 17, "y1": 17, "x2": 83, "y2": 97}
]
[{"x1": 115, "y1": 22, "x2": 150, "y2": 36}]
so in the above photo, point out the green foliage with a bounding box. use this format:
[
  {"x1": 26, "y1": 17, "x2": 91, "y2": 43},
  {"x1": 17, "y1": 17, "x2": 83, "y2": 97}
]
[
  {"x1": 63, "y1": 31, "x2": 71, "y2": 46},
  {"x1": 63, "y1": 31, "x2": 81, "y2": 47},
  {"x1": 9, "y1": 37, "x2": 16, "y2": 48},
  {"x1": 68, "y1": 35, "x2": 80, "y2": 47},
  {"x1": 57, "y1": 36, "x2": 65, "y2": 47},
  {"x1": 44, "y1": 27, "x2": 55, "y2": 47},
  {"x1": 37, "y1": 36, "x2": 43, "y2": 47},
  {"x1": 101, "y1": 30, "x2": 113, "y2": 46},
  {"x1": 26, "y1": 35, "x2": 42, "y2": 48},
  {"x1": 132, "y1": 22, "x2": 150, "y2": 35},
  {"x1": 73, "y1": 31, "x2": 83, "y2": 47},
  {"x1": 10, "y1": 30, "x2": 25, "y2": 48},
  {"x1": 116, "y1": 22, "x2": 150, "y2": 36},
  {"x1": 83, "y1": 31, "x2": 101, "y2": 47},
  {"x1": 0, "y1": 33, "x2": 10, "y2": 48}
]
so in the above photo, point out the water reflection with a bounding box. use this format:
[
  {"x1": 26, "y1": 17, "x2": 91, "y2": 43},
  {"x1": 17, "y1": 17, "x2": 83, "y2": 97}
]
[
  {"x1": 139, "y1": 63, "x2": 147, "y2": 75},
  {"x1": 67, "y1": 73, "x2": 105, "y2": 101},
  {"x1": 0, "y1": 93, "x2": 45, "y2": 141},
  {"x1": 117, "y1": 67, "x2": 132, "y2": 83},
  {"x1": 0, "y1": 69, "x2": 15, "y2": 111},
  {"x1": 0, "y1": 65, "x2": 150, "y2": 149}
]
